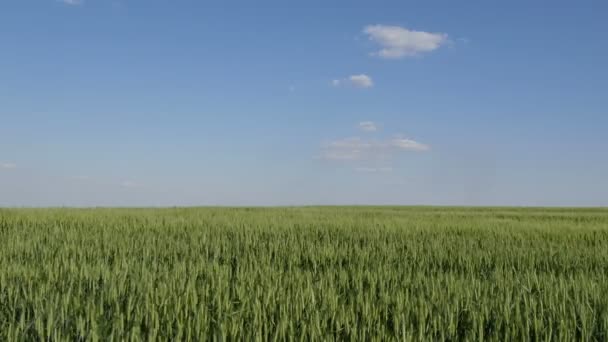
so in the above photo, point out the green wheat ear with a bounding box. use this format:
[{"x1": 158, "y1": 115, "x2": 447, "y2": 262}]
[{"x1": 0, "y1": 207, "x2": 607, "y2": 339}]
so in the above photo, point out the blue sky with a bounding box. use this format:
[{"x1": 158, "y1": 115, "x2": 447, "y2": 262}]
[{"x1": 1, "y1": 0, "x2": 607, "y2": 206}]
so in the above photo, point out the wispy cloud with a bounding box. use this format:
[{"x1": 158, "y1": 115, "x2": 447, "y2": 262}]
[
  {"x1": 359, "y1": 121, "x2": 379, "y2": 132},
  {"x1": 59, "y1": 0, "x2": 83, "y2": 5},
  {"x1": 332, "y1": 74, "x2": 374, "y2": 88},
  {"x1": 320, "y1": 138, "x2": 370, "y2": 160},
  {"x1": 318, "y1": 122, "x2": 429, "y2": 174},
  {"x1": 390, "y1": 137, "x2": 431, "y2": 152},
  {"x1": 0, "y1": 163, "x2": 17, "y2": 170},
  {"x1": 363, "y1": 24, "x2": 448, "y2": 59},
  {"x1": 319, "y1": 136, "x2": 429, "y2": 163}
]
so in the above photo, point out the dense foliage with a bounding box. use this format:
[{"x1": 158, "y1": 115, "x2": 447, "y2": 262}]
[{"x1": 1, "y1": 207, "x2": 608, "y2": 340}]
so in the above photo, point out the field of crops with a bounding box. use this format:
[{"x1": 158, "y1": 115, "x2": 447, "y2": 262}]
[{"x1": 1, "y1": 207, "x2": 608, "y2": 340}]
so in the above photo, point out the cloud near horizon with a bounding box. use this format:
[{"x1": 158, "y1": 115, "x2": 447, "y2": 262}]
[
  {"x1": 319, "y1": 128, "x2": 430, "y2": 174},
  {"x1": 359, "y1": 121, "x2": 379, "y2": 132},
  {"x1": 320, "y1": 136, "x2": 429, "y2": 161},
  {"x1": 318, "y1": 121, "x2": 430, "y2": 175},
  {"x1": 364, "y1": 24, "x2": 448, "y2": 59},
  {"x1": 332, "y1": 74, "x2": 374, "y2": 88}
]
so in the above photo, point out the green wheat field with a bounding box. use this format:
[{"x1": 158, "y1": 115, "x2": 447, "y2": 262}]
[{"x1": 1, "y1": 207, "x2": 608, "y2": 340}]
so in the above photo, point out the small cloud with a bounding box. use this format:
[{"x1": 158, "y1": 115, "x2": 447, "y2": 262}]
[
  {"x1": 332, "y1": 74, "x2": 374, "y2": 88},
  {"x1": 318, "y1": 122, "x2": 429, "y2": 174},
  {"x1": 319, "y1": 138, "x2": 367, "y2": 160},
  {"x1": 319, "y1": 136, "x2": 429, "y2": 162},
  {"x1": 0, "y1": 163, "x2": 17, "y2": 169},
  {"x1": 349, "y1": 74, "x2": 373, "y2": 88},
  {"x1": 328, "y1": 137, "x2": 373, "y2": 149},
  {"x1": 60, "y1": 0, "x2": 83, "y2": 5},
  {"x1": 363, "y1": 24, "x2": 448, "y2": 59},
  {"x1": 355, "y1": 167, "x2": 393, "y2": 173},
  {"x1": 390, "y1": 137, "x2": 430, "y2": 151},
  {"x1": 359, "y1": 121, "x2": 378, "y2": 132}
]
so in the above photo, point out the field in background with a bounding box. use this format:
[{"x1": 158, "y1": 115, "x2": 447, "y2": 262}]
[{"x1": 1, "y1": 207, "x2": 608, "y2": 340}]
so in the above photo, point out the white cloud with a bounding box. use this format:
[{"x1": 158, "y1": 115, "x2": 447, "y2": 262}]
[
  {"x1": 321, "y1": 149, "x2": 362, "y2": 161},
  {"x1": 359, "y1": 121, "x2": 378, "y2": 132},
  {"x1": 0, "y1": 163, "x2": 17, "y2": 169},
  {"x1": 60, "y1": 0, "x2": 83, "y2": 5},
  {"x1": 318, "y1": 122, "x2": 429, "y2": 173},
  {"x1": 390, "y1": 138, "x2": 430, "y2": 151},
  {"x1": 320, "y1": 138, "x2": 368, "y2": 160},
  {"x1": 349, "y1": 74, "x2": 373, "y2": 88},
  {"x1": 332, "y1": 74, "x2": 374, "y2": 88},
  {"x1": 320, "y1": 136, "x2": 429, "y2": 162},
  {"x1": 364, "y1": 24, "x2": 448, "y2": 59}
]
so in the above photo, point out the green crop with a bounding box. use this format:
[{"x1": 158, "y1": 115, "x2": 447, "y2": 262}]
[{"x1": 1, "y1": 207, "x2": 608, "y2": 340}]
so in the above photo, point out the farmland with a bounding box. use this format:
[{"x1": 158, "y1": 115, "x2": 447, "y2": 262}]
[{"x1": 1, "y1": 207, "x2": 608, "y2": 340}]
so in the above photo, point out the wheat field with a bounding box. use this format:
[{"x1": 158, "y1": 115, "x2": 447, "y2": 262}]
[{"x1": 1, "y1": 207, "x2": 607, "y2": 340}]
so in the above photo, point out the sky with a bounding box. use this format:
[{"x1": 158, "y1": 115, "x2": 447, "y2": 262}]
[{"x1": 1, "y1": 0, "x2": 608, "y2": 207}]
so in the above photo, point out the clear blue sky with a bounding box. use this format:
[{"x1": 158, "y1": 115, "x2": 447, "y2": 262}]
[{"x1": 1, "y1": 0, "x2": 607, "y2": 206}]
